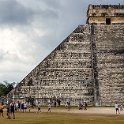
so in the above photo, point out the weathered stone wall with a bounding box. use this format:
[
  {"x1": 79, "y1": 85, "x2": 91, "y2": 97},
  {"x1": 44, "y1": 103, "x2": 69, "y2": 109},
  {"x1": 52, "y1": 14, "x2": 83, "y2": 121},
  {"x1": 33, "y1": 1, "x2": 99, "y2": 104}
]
[
  {"x1": 88, "y1": 16, "x2": 124, "y2": 24},
  {"x1": 87, "y1": 4, "x2": 124, "y2": 24},
  {"x1": 9, "y1": 25, "x2": 95, "y2": 106},
  {"x1": 93, "y1": 25, "x2": 124, "y2": 106}
]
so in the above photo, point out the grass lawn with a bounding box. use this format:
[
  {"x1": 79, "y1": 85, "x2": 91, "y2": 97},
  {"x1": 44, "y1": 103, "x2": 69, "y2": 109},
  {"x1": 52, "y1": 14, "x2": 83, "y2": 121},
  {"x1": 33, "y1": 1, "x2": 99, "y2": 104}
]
[{"x1": 1, "y1": 112, "x2": 124, "y2": 124}]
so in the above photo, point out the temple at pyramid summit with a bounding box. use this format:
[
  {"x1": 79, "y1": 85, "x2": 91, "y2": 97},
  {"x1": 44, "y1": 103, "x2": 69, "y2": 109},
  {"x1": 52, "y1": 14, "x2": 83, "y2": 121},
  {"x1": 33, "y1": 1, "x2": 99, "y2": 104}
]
[{"x1": 8, "y1": 4, "x2": 124, "y2": 106}]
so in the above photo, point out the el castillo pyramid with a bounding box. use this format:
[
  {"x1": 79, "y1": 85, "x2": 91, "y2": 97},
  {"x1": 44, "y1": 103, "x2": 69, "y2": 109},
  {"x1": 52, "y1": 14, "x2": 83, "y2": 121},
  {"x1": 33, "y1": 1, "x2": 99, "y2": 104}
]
[{"x1": 8, "y1": 4, "x2": 124, "y2": 106}]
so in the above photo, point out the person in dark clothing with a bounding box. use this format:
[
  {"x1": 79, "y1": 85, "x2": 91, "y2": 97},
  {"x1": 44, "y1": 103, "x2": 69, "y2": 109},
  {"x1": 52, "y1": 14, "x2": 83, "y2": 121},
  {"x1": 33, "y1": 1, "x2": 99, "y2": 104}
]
[
  {"x1": 6, "y1": 104, "x2": 11, "y2": 119},
  {"x1": 18, "y1": 101, "x2": 21, "y2": 111},
  {"x1": 54, "y1": 101, "x2": 56, "y2": 107},
  {"x1": 78, "y1": 102, "x2": 83, "y2": 110},
  {"x1": 21, "y1": 103, "x2": 24, "y2": 112},
  {"x1": 10, "y1": 102, "x2": 15, "y2": 119},
  {"x1": 57, "y1": 99, "x2": 61, "y2": 106},
  {"x1": 84, "y1": 102, "x2": 88, "y2": 110}
]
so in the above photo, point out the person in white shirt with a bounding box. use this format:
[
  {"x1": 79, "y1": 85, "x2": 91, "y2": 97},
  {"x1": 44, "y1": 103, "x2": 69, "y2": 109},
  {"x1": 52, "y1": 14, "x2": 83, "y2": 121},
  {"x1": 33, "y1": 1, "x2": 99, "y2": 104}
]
[
  {"x1": 115, "y1": 102, "x2": 120, "y2": 114},
  {"x1": 24, "y1": 102, "x2": 27, "y2": 112}
]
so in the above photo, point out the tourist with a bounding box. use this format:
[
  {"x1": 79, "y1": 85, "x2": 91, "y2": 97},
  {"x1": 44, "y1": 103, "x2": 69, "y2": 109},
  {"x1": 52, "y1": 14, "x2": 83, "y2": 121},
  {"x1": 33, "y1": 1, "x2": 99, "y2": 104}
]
[
  {"x1": 78, "y1": 102, "x2": 83, "y2": 110},
  {"x1": 21, "y1": 102, "x2": 24, "y2": 112},
  {"x1": 37, "y1": 103, "x2": 41, "y2": 113},
  {"x1": 48, "y1": 103, "x2": 51, "y2": 112},
  {"x1": 0, "y1": 102, "x2": 4, "y2": 118},
  {"x1": 57, "y1": 99, "x2": 61, "y2": 106},
  {"x1": 54, "y1": 101, "x2": 56, "y2": 107},
  {"x1": 18, "y1": 101, "x2": 21, "y2": 111},
  {"x1": 6, "y1": 104, "x2": 11, "y2": 119},
  {"x1": 15, "y1": 102, "x2": 19, "y2": 111},
  {"x1": 84, "y1": 102, "x2": 88, "y2": 110},
  {"x1": 115, "y1": 102, "x2": 120, "y2": 114},
  {"x1": 28, "y1": 103, "x2": 31, "y2": 112},
  {"x1": 24, "y1": 102, "x2": 27, "y2": 112},
  {"x1": 120, "y1": 104, "x2": 123, "y2": 111},
  {"x1": 10, "y1": 102, "x2": 15, "y2": 119},
  {"x1": 66, "y1": 101, "x2": 70, "y2": 111}
]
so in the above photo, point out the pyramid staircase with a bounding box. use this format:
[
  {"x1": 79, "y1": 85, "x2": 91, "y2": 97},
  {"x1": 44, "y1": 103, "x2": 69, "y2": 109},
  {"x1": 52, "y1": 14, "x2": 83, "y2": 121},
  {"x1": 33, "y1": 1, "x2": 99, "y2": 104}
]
[{"x1": 8, "y1": 25, "x2": 95, "y2": 105}]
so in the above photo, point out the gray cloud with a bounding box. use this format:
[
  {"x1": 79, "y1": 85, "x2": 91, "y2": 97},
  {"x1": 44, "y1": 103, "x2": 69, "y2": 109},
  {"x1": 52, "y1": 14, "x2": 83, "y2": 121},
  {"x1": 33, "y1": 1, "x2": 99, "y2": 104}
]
[
  {"x1": 0, "y1": 0, "x2": 34, "y2": 25},
  {"x1": 41, "y1": 0, "x2": 61, "y2": 10},
  {"x1": 0, "y1": 0, "x2": 124, "y2": 83},
  {"x1": 0, "y1": 50, "x2": 6, "y2": 61}
]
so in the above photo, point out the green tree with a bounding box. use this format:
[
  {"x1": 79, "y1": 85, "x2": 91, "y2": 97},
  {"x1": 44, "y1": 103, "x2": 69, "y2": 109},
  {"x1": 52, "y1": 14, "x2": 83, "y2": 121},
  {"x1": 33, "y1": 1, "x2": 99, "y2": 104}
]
[
  {"x1": 0, "y1": 81, "x2": 15, "y2": 97},
  {"x1": 0, "y1": 83, "x2": 6, "y2": 97}
]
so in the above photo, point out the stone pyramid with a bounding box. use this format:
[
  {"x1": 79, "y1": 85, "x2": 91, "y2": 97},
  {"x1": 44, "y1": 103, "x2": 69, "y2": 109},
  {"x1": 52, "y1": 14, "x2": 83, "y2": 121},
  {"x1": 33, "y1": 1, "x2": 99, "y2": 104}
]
[
  {"x1": 9, "y1": 25, "x2": 95, "y2": 105},
  {"x1": 8, "y1": 4, "x2": 124, "y2": 106}
]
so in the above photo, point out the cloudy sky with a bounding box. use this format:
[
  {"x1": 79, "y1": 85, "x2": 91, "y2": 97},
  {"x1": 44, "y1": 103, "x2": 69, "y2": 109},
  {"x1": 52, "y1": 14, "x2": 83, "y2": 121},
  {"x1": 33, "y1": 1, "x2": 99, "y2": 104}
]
[{"x1": 0, "y1": 0, "x2": 124, "y2": 83}]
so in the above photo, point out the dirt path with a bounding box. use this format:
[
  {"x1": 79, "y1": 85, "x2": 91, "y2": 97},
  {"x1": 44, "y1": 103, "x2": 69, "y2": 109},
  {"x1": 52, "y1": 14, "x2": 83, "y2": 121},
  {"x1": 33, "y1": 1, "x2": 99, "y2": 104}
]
[{"x1": 30, "y1": 107, "x2": 124, "y2": 115}]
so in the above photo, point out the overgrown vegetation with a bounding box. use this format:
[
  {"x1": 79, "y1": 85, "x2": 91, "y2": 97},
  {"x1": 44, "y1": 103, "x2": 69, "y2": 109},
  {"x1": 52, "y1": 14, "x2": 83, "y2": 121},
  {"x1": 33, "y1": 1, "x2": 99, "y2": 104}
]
[{"x1": 0, "y1": 81, "x2": 15, "y2": 97}]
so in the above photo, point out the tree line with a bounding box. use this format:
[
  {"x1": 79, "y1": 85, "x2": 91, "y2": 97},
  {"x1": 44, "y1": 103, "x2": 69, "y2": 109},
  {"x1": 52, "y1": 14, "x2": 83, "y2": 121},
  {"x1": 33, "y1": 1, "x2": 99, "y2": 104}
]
[{"x1": 0, "y1": 81, "x2": 15, "y2": 97}]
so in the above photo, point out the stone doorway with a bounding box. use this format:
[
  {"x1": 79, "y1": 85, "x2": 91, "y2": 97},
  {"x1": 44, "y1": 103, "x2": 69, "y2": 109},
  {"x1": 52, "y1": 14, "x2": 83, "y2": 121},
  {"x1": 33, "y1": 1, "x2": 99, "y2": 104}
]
[{"x1": 106, "y1": 18, "x2": 111, "y2": 25}]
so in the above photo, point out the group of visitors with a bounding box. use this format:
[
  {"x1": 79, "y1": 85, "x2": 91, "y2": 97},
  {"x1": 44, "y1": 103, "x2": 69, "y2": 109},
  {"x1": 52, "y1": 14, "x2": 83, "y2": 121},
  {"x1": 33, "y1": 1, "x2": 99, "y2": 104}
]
[
  {"x1": 0, "y1": 101, "x2": 15, "y2": 119},
  {"x1": 15, "y1": 101, "x2": 27, "y2": 112},
  {"x1": 7, "y1": 101, "x2": 15, "y2": 119},
  {"x1": 0, "y1": 100, "x2": 124, "y2": 120},
  {"x1": 0, "y1": 101, "x2": 28, "y2": 119},
  {"x1": 78, "y1": 102, "x2": 88, "y2": 110}
]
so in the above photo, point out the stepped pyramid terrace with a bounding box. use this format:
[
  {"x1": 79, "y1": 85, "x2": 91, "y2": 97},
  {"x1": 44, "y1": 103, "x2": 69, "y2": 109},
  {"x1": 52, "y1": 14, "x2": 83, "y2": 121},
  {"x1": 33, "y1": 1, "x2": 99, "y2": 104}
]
[{"x1": 8, "y1": 4, "x2": 124, "y2": 106}]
